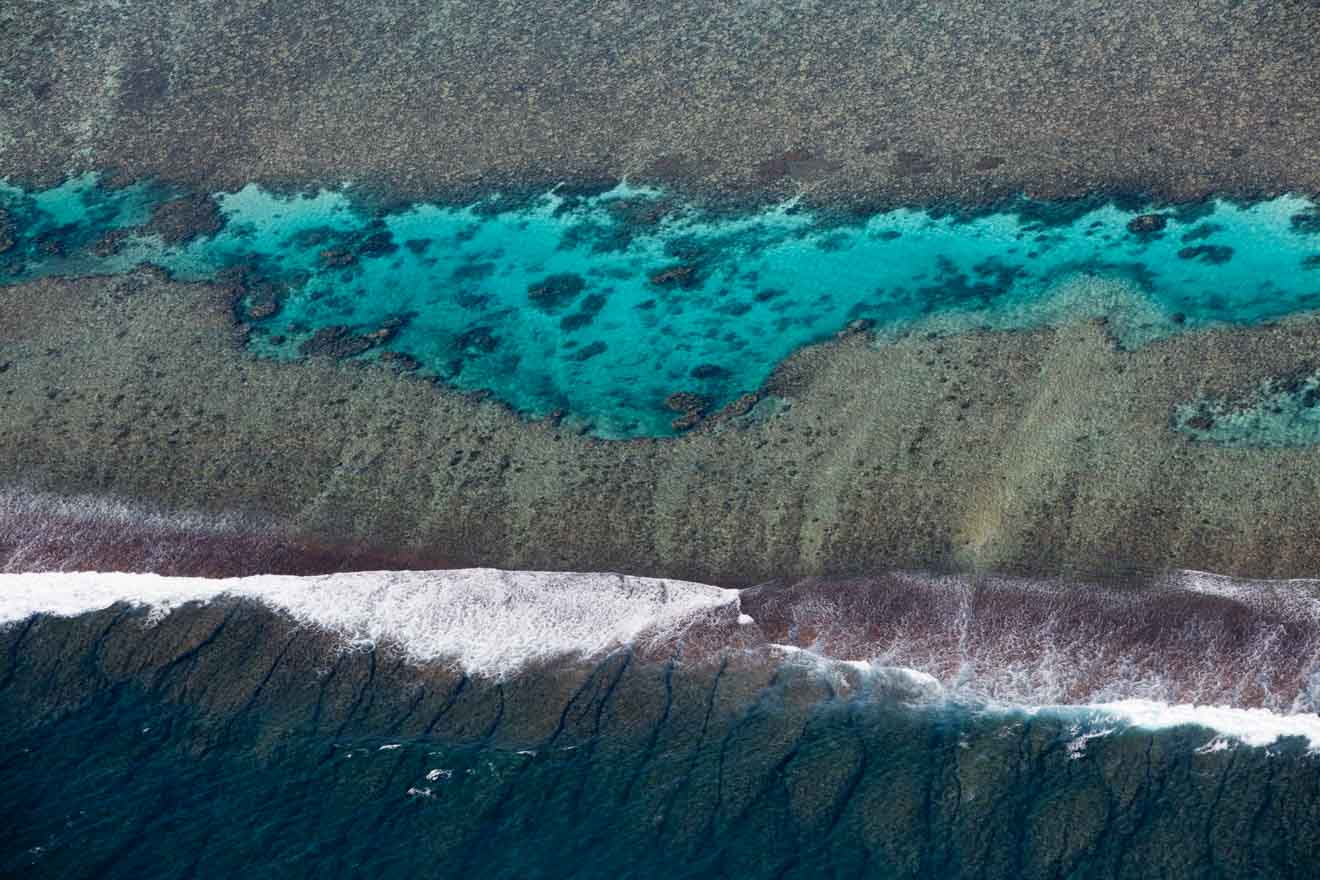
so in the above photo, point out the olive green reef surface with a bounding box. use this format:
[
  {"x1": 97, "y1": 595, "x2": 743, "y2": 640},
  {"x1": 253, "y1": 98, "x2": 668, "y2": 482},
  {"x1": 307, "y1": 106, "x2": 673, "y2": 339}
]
[{"x1": 4, "y1": 269, "x2": 1320, "y2": 585}]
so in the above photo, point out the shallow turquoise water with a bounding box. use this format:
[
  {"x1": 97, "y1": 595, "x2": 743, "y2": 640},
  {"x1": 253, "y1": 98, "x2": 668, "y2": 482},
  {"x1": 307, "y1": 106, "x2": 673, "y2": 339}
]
[
  {"x1": 1175, "y1": 368, "x2": 1320, "y2": 447},
  {"x1": 3, "y1": 175, "x2": 1319, "y2": 436}
]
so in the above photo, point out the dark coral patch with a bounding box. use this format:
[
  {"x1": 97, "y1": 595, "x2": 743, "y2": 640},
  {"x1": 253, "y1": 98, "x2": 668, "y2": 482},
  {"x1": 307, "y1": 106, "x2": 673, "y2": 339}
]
[
  {"x1": 1180, "y1": 223, "x2": 1223, "y2": 244},
  {"x1": 1291, "y1": 211, "x2": 1320, "y2": 234},
  {"x1": 1177, "y1": 245, "x2": 1234, "y2": 265},
  {"x1": 570, "y1": 340, "x2": 607, "y2": 361},
  {"x1": 452, "y1": 261, "x2": 495, "y2": 281},
  {"x1": 559, "y1": 312, "x2": 595, "y2": 332},
  {"x1": 691, "y1": 363, "x2": 731, "y2": 381},
  {"x1": 297, "y1": 326, "x2": 372, "y2": 358},
  {"x1": 578, "y1": 293, "x2": 608, "y2": 315},
  {"x1": 648, "y1": 264, "x2": 700, "y2": 289},
  {"x1": 356, "y1": 229, "x2": 397, "y2": 259},
  {"x1": 1126, "y1": 214, "x2": 1167, "y2": 235},
  {"x1": 143, "y1": 195, "x2": 224, "y2": 244},
  {"x1": 457, "y1": 325, "x2": 499, "y2": 353},
  {"x1": 527, "y1": 273, "x2": 586, "y2": 311}
]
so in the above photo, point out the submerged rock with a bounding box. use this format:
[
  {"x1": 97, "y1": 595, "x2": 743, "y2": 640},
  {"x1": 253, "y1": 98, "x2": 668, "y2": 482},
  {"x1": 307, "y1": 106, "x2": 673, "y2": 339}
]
[
  {"x1": 143, "y1": 194, "x2": 225, "y2": 244},
  {"x1": 721, "y1": 391, "x2": 761, "y2": 418},
  {"x1": 648, "y1": 263, "x2": 699, "y2": 288},
  {"x1": 665, "y1": 389, "x2": 710, "y2": 431},
  {"x1": 1127, "y1": 213, "x2": 1168, "y2": 234},
  {"x1": 559, "y1": 312, "x2": 595, "y2": 332},
  {"x1": 91, "y1": 228, "x2": 135, "y2": 257},
  {"x1": 297, "y1": 326, "x2": 373, "y2": 359},
  {"x1": 365, "y1": 314, "x2": 412, "y2": 345},
  {"x1": 664, "y1": 390, "x2": 709, "y2": 414},
  {"x1": 356, "y1": 229, "x2": 397, "y2": 259},
  {"x1": 36, "y1": 229, "x2": 67, "y2": 256},
  {"x1": 1177, "y1": 244, "x2": 1234, "y2": 264},
  {"x1": 318, "y1": 247, "x2": 358, "y2": 268},
  {"x1": 837, "y1": 318, "x2": 874, "y2": 338},
  {"x1": 313, "y1": 226, "x2": 398, "y2": 268},
  {"x1": 670, "y1": 410, "x2": 704, "y2": 431},
  {"x1": 527, "y1": 272, "x2": 586, "y2": 311},
  {"x1": 243, "y1": 280, "x2": 285, "y2": 320},
  {"x1": 245, "y1": 298, "x2": 279, "y2": 320},
  {"x1": 457, "y1": 325, "x2": 499, "y2": 353},
  {"x1": 1291, "y1": 210, "x2": 1320, "y2": 234},
  {"x1": 291, "y1": 227, "x2": 334, "y2": 249},
  {"x1": 570, "y1": 340, "x2": 607, "y2": 362},
  {"x1": 606, "y1": 196, "x2": 675, "y2": 228},
  {"x1": 378, "y1": 351, "x2": 421, "y2": 371},
  {"x1": 690, "y1": 363, "x2": 731, "y2": 380},
  {"x1": 297, "y1": 315, "x2": 411, "y2": 356}
]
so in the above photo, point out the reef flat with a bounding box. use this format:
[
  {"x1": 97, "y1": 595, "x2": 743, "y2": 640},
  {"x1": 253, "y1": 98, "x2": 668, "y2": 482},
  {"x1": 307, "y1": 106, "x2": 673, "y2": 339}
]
[
  {"x1": 2, "y1": 1, "x2": 1319, "y2": 209},
  {"x1": 4, "y1": 0, "x2": 1320, "y2": 585},
  {"x1": 6, "y1": 268, "x2": 1320, "y2": 583}
]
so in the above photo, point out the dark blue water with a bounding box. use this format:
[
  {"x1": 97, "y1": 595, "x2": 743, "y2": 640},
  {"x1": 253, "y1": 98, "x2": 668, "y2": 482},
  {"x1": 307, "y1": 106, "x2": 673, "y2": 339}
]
[
  {"x1": 3, "y1": 175, "x2": 1319, "y2": 436},
  {"x1": 3, "y1": 652, "x2": 1318, "y2": 880},
  {"x1": 6, "y1": 572, "x2": 1320, "y2": 879}
]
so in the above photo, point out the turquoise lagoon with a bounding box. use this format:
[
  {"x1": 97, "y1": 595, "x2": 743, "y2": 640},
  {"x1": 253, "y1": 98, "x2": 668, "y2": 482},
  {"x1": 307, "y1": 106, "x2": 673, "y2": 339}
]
[{"x1": 2, "y1": 175, "x2": 1319, "y2": 436}]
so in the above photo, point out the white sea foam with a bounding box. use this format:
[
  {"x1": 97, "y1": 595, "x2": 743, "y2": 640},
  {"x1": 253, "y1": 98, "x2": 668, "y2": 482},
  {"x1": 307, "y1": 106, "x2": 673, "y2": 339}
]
[
  {"x1": 1064, "y1": 722, "x2": 1117, "y2": 759},
  {"x1": 1084, "y1": 699, "x2": 1320, "y2": 750},
  {"x1": 999, "y1": 699, "x2": 1320, "y2": 751},
  {"x1": 769, "y1": 644, "x2": 947, "y2": 702},
  {"x1": 772, "y1": 644, "x2": 1320, "y2": 750},
  {"x1": 0, "y1": 568, "x2": 739, "y2": 678}
]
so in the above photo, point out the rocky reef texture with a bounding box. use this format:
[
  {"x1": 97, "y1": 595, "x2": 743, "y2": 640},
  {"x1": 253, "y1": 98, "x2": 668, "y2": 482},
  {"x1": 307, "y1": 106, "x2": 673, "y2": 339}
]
[
  {"x1": 5, "y1": 270, "x2": 1320, "y2": 583},
  {"x1": 2, "y1": 1, "x2": 1319, "y2": 208},
  {"x1": 3, "y1": 598, "x2": 1319, "y2": 879}
]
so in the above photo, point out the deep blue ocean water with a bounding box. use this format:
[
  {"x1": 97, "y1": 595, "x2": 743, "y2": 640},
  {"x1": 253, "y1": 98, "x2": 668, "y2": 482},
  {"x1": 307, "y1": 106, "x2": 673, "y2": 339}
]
[
  {"x1": 5, "y1": 544, "x2": 1320, "y2": 878},
  {"x1": 4, "y1": 656, "x2": 1319, "y2": 880},
  {"x1": 3, "y1": 175, "x2": 1319, "y2": 436}
]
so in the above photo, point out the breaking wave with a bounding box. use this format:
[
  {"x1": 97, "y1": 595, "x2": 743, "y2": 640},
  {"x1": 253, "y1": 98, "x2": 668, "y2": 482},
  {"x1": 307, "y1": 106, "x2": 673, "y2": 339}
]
[
  {"x1": 5, "y1": 565, "x2": 1320, "y2": 748},
  {"x1": 741, "y1": 571, "x2": 1320, "y2": 711},
  {"x1": 0, "y1": 568, "x2": 738, "y2": 679}
]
